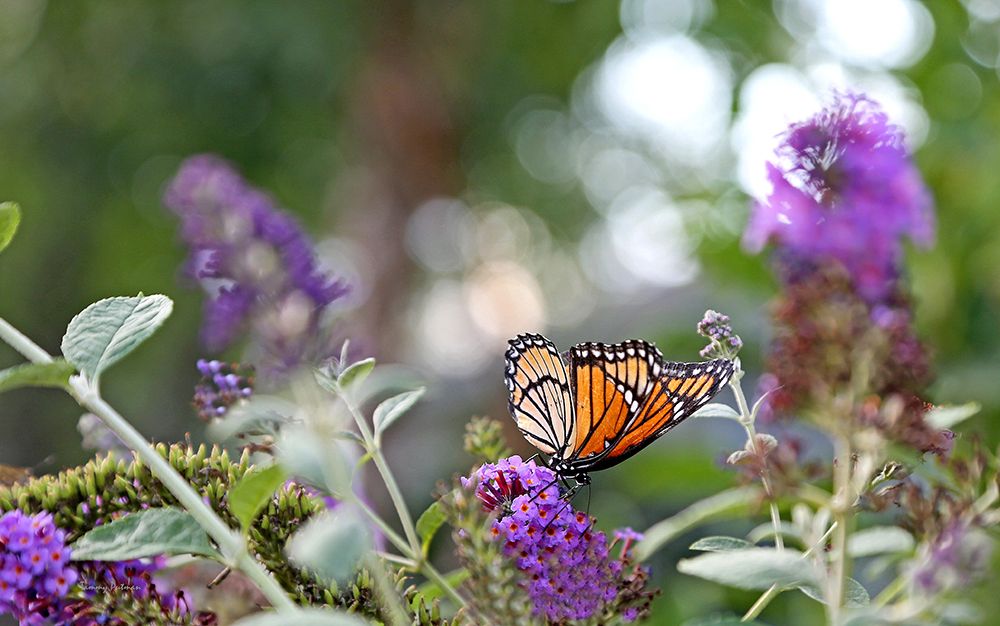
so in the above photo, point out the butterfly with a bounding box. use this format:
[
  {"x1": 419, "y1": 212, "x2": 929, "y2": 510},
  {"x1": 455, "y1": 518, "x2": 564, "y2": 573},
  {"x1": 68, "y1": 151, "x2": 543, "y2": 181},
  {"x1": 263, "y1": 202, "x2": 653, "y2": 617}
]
[{"x1": 504, "y1": 333, "x2": 734, "y2": 485}]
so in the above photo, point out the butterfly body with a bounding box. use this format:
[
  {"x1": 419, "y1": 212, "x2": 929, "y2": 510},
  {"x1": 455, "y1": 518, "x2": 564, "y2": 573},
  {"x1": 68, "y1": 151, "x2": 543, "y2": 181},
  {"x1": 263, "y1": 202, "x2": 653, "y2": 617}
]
[{"x1": 505, "y1": 333, "x2": 734, "y2": 484}]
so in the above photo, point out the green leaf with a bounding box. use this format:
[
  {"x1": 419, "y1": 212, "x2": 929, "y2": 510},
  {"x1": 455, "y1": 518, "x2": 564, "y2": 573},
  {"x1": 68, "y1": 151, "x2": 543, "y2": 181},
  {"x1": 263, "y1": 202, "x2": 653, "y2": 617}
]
[
  {"x1": 287, "y1": 505, "x2": 372, "y2": 585},
  {"x1": 0, "y1": 359, "x2": 75, "y2": 394},
  {"x1": 231, "y1": 609, "x2": 369, "y2": 626},
  {"x1": 229, "y1": 464, "x2": 287, "y2": 531},
  {"x1": 416, "y1": 501, "x2": 447, "y2": 556},
  {"x1": 338, "y1": 357, "x2": 375, "y2": 389},
  {"x1": 689, "y1": 536, "x2": 754, "y2": 552},
  {"x1": 926, "y1": 402, "x2": 981, "y2": 429},
  {"x1": 749, "y1": 387, "x2": 777, "y2": 422},
  {"x1": 0, "y1": 202, "x2": 21, "y2": 254},
  {"x1": 70, "y1": 507, "x2": 219, "y2": 561},
  {"x1": 61, "y1": 295, "x2": 173, "y2": 382},
  {"x1": 373, "y1": 387, "x2": 425, "y2": 443},
  {"x1": 848, "y1": 526, "x2": 914, "y2": 557},
  {"x1": 677, "y1": 548, "x2": 818, "y2": 591},
  {"x1": 636, "y1": 486, "x2": 761, "y2": 560},
  {"x1": 797, "y1": 577, "x2": 870, "y2": 607},
  {"x1": 691, "y1": 403, "x2": 741, "y2": 420}
]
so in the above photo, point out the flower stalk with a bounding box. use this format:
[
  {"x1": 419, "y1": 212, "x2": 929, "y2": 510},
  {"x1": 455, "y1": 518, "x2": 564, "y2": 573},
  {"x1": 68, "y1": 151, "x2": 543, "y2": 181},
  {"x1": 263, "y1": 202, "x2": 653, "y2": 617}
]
[
  {"x1": 827, "y1": 435, "x2": 853, "y2": 625},
  {"x1": 336, "y1": 384, "x2": 466, "y2": 609},
  {"x1": 727, "y1": 363, "x2": 786, "y2": 623}
]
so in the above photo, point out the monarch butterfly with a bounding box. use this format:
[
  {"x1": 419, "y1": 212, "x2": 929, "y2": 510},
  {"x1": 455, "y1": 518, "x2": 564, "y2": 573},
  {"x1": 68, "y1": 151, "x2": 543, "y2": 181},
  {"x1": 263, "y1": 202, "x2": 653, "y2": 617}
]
[{"x1": 504, "y1": 333, "x2": 734, "y2": 486}]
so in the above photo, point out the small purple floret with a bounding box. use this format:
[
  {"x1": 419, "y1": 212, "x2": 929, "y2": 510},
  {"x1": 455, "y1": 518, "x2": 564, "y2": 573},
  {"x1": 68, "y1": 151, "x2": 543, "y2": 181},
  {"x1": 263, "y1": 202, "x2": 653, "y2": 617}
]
[{"x1": 164, "y1": 155, "x2": 349, "y2": 370}]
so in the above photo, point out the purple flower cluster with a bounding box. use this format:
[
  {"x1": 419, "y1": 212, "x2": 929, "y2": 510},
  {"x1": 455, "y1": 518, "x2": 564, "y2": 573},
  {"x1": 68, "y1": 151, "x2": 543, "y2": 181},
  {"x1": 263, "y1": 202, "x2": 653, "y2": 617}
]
[
  {"x1": 164, "y1": 155, "x2": 349, "y2": 372},
  {"x1": 193, "y1": 359, "x2": 254, "y2": 421},
  {"x1": 467, "y1": 456, "x2": 645, "y2": 623},
  {"x1": 912, "y1": 520, "x2": 992, "y2": 594},
  {"x1": 744, "y1": 93, "x2": 934, "y2": 302},
  {"x1": 87, "y1": 557, "x2": 193, "y2": 612},
  {"x1": 697, "y1": 309, "x2": 743, "y2": 359},
  {"x1": 0, "y1": 510, "x2": 78, "y2": 624}
]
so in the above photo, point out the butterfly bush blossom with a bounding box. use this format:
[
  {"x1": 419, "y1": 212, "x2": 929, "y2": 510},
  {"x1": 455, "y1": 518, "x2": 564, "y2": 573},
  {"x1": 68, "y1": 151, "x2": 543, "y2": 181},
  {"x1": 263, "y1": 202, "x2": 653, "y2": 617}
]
[
  {"x1": 697, "y1": 309, "x2": 742, "y2": 360},
  {"x1": 61, "y1": 556, "x2": 212, "y2": 625},
  {"x1": 193, "y1": 359, "x2": 254, "y2": 421},
  {"x1": 0, "y1": 510, "x2": 77, "y2": 624},
  {"x1": 745, "y1": 93, "x2": 950, "y2": 454},
  {"x1": 743, "y1": 92, "x2": 934, "y2": 303},
  {"x1": 463, "y1": 456, "x2": 655, "y2": 623},
  {"x1": 164, "y1": 155, "x2": 349, "y2": 374}
]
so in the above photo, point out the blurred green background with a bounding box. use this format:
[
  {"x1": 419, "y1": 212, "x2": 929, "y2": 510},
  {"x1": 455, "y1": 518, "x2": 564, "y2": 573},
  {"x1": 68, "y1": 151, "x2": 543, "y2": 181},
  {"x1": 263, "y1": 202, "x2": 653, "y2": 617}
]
[{"x1": 2, "y1": 1, "x2": 1000, "y2": 623}]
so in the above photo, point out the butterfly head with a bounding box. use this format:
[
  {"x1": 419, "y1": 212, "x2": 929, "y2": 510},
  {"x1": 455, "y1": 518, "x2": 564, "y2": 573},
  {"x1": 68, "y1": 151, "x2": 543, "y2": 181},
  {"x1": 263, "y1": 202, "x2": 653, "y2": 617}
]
[{"x1": 550, "y1": 458, "x2": 590, "y2": 485}]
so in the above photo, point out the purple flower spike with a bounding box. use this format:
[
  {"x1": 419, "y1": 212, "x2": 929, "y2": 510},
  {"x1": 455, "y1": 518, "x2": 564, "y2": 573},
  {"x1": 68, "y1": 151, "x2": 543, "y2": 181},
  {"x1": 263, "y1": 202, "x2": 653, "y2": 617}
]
[
  {"x1": 0, "y1": 510, "x2": 79, "y2": 623},
  {"x1": 745, "y1": 93, "x2": 934, "y2": 302},
  {"x1": 164, "y1": 155, "x2": 349, "y2": 373},
  {"x1": 465, "y1": 457, "x2": 654, "y2": 622}
]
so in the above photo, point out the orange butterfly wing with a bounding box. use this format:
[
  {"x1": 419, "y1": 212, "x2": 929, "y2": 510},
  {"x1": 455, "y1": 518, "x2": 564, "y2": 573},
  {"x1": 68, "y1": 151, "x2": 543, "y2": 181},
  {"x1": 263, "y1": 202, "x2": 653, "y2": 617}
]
[
  {"x1": 565, "y1": 343, "x2": 734, "y2": 473},
  {"x1": 565, "y1": 340, "x2": 660, "y2": 460}
]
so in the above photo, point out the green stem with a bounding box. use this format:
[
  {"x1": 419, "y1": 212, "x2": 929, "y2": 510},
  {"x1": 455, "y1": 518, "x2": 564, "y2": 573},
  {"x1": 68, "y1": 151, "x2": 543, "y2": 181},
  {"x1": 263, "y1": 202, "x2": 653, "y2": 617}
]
[
  {"x1": 0, "y1": 317, "x2": 297, "y2": 612},
  {"x1": 730, "y1": 371, "x2": 785, "y2": 623},
  {"x1": 421, "y1": 559, "x2": 467, "y2": 609},
  {"x1": 827, "y1": 436, "x2": 853, "y2": 626},
  {"x1": 873, "y1": 573, "x2": 907, "y2": 607},
  {"x1": 743, "y1": 585, "x2": 780, "y2": 622},
  {"x1": 354, "y1": 494, "x2": 413, "y2": 556},
  {"x1": 339, "y1": 388, "x2": 466, "y2": 609},
  {"x1": 340, "y1": 392, "x2": 422, "y2": 555},
  {"x1": 0, "y1": 317, "x2": 56, "y2": 364},
  {"x1": 376, "y1": 551, "x2": 418, "y2": 569},
  {"x1": 729, "y1": 374, "x2": 783, "y2": 547},
  {"x1": 743, "y1": 521, "x2": 840, "y2": 621}
]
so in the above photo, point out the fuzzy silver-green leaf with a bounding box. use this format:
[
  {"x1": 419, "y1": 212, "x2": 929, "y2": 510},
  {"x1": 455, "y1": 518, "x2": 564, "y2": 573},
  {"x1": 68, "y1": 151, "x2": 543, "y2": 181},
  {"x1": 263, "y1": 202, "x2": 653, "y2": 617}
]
[
  {"x1": 70, "y1": 507, "x2": 220, "y2": 561},
  {"x1": 61, "y1": 295, "x2": 173, "y2": 381}
]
